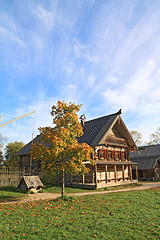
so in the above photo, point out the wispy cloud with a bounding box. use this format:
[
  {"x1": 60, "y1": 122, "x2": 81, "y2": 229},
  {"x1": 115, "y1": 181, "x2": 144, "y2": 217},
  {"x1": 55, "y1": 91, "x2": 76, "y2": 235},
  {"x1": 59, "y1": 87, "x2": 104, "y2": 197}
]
[
  {"x1": 1, "y1": 95, "x2": 57, "y2": 144},
  {"x1": 1, "y1": 0, "x2": 160, "y2": 144}
]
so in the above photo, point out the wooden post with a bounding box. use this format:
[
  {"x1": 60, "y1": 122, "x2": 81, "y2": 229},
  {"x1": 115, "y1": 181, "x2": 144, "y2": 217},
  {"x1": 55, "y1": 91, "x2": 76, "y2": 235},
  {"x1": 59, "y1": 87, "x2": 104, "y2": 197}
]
[
  {"x1": 135, "y1": 165, "x2": 138, "y2": 180},
  {"x1": 105, "y1": 165, "x2": 108, "y2": 183},
  {"x1": 122, "y1": 165, "x2": 125, "y2": 181},
  {"x1": 94, "y1": 165, "x2": 98, "y2": 189},
  {"x1": 129, "y1": 165, "x2": 132, "y2": 181},
  {"x1": 23, "y1": 167, "x2": 25, "y2": 176},
  {"x1": 29, "y1": 155, "x2": 32, "y2": 176},
  {"x1": 114, "y1": 165, "x2": 117, "y2": 182},
  {"x1": 92, "y1": 169, "x2": 94, "y2": 183},
  {"x1": 104, "y1": 150, "x2": 106, "y2": 159},
  {"x1": 82, "y1": 174, "x2": 85, "y2": 185}
]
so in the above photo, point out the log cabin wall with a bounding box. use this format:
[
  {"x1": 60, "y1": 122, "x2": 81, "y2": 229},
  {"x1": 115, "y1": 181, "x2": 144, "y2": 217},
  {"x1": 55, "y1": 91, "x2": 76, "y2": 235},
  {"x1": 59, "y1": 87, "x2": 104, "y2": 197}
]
[
  {"x1": 20, "y1": 155, "x2": 30, "y2": 170},
  {"x1": 95, "y1": 123, "x2": 130, "y2": 162},
  {"x1": 154, "y1": 162, "x2": 160, "y2": 179},
  {"x1": 65, "y1": 165, "x2": 95, "y2": 184},
  {"x1": 66, "y1": 123, "x2": 135, "y2": 188},
  {"x1": 20, "y1": 155, "x2": 41, "y2": 175}
]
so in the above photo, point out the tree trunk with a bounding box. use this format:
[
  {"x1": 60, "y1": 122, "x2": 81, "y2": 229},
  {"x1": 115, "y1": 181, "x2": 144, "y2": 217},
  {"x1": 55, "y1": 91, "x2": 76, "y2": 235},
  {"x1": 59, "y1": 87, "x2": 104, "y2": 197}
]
[{"x1": 61, "y1": 169, "x2": 65, "y2": 196}]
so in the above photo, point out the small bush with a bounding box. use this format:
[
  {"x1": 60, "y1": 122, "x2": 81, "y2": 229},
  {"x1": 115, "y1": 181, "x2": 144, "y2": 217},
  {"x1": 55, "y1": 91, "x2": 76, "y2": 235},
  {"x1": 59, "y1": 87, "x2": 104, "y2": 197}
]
[{"x1": 41, "y1": 174, "x2": 58, "y2": 186}]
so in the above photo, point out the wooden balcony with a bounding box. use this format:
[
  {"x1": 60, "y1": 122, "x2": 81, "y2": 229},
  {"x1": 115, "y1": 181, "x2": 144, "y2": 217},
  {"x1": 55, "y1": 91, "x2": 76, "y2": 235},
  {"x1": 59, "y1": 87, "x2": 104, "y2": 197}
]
[
  {"x1": 97, "y1": 149, "x2": 129, "y2": 162},
  {"x1": 105, "y1": 136, "x2": 128, "y2": 147}
]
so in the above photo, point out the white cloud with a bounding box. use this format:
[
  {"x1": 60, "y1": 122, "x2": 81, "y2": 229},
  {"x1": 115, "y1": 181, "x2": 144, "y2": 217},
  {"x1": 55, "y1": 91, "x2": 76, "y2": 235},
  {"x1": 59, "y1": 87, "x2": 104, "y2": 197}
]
[
  {"x1": 103, "y1": 58, "x2": 158, "y2": 114},
  {"x1": 88, "y1": 73, "x2": 95, "y2": 87},
  {"x1": 34, "y1": 5, "x2": 55, "y2": 31},
  {"x1": 74, "y1": 38, "x2": 86, "y2": 57},
  {"x1": 0, "y1": 26, "x2": 24, "y2": 46}
]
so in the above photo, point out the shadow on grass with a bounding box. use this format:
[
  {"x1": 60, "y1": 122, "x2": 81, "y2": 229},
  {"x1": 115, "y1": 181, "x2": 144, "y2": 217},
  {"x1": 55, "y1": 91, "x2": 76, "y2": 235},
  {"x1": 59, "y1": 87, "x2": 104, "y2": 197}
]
[
  {"x1": 0, "y1": 195, "x2": 22, "y2": 202},
  {"x1": 0, "y1": 186, "x2": 28, "y2": 194}
]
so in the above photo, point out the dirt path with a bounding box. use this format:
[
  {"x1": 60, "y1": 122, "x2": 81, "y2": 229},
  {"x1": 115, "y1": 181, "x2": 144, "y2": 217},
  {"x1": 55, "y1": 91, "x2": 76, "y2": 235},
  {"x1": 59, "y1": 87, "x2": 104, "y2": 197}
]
[{"x1": 1, "y1": 182, "x2": 160, "y2": 205}]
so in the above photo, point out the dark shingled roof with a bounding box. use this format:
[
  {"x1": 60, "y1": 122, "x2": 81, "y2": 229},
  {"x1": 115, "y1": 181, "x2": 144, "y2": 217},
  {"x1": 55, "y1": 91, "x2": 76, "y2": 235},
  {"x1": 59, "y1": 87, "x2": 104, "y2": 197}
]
[
  {"x1": 15, "y1": 135, "x2": 42, "y2": 156},
  {"x1": 131, "y1": 157, "x2": 159, "y2": 170},
  {"x1": 78, "y1": 112, "x2": 119, "y2": 146},
  {"x1": 130, "y1": 144, "x2": 160, "y2": 170},
  {"x1": 16, "y1": 110, "x2": 121, "y2": 156},
  {"x1": 130, "y1": 144, "x2": 160, "y2": 159}
]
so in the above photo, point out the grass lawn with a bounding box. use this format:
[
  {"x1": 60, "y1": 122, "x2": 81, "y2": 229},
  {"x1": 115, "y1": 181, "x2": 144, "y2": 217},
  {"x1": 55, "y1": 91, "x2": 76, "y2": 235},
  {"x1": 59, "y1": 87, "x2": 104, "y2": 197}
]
[
  {"x1": 0, "y1": 189, "x2": 160, "y2": 239},
  {"x1": 0, "y1": 183, "x2": 141, "y2": 203},
  {"x1": 42, "y1": 183, "x2": 142, "y2": 194}
]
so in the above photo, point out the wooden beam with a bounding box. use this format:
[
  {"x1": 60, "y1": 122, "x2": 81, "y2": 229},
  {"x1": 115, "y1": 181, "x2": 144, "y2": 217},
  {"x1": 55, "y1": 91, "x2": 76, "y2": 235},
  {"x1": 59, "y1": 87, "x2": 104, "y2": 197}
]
[
  {"x1": 92, "y1": 169, "x2": 94, "y2": 183},
  {"x1": 114, "y1": 165, "x2": 117, "y2": 182},
  {"x1": 82, "y1": 174, "x2": 84, "y2": 185},
  {"x1": 94, "y1": 165, "x2": 98, "y2": 189},
  {"x1": 129, "y1": 165, "x2": 132, "y2": 181},
  {"x1": 122, "y1": 165, "x2": 125, "y2": 181},
  {"x1": 105, "y1": 165, "x2": 108, "y2": 183},
  {"x1": 135, "y1": 165, "x2": 138, "y2": 180}
]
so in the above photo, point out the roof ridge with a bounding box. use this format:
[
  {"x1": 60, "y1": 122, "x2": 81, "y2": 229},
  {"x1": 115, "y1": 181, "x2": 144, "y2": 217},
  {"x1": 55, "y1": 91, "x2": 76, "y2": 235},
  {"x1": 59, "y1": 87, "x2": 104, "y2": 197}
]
[
  {"x1": 85, "y1": 109, "x2": 121, "y2": 123},
  {"x1": 139, "y1": 144, "x2": 160, "y2": 148}
]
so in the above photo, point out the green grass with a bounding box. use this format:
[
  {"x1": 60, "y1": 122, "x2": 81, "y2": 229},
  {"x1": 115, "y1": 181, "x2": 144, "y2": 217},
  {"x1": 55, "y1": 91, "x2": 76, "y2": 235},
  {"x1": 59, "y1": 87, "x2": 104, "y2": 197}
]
[
  {"x1": 0, "y1": 183, "x2": 141, "y2": 203},
  {"x1": 0, "y1": 189, "x2": 160, "y2": 239},
  {"x1": 42, "y1": 183, "x2": 142, "y2": 194},
  {"x1": 0, "y1": 186, "x2": 27, "y2": 202}
]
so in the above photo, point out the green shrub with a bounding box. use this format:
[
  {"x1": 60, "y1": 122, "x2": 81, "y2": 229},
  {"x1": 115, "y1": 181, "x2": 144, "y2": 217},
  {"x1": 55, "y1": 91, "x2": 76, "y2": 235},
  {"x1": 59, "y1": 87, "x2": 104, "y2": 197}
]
[{"x1": 41, "y1": 174, "x2": 58, "y2": 186}]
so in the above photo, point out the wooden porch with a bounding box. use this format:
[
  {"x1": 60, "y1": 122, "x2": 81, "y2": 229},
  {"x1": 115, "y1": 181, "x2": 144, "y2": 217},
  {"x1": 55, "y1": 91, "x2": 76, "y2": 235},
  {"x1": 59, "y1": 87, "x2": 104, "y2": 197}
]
[{"x1": 65, "y1": 162, "x2": 138, "y2": 189}]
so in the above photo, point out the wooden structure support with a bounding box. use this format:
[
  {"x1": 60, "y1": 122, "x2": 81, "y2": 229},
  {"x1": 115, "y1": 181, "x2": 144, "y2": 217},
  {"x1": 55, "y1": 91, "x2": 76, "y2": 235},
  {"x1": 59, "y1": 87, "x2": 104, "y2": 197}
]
[
  {"x1": 94, "y1": 165, "x2": 98, "y2": 189},
  {"x1": 82, "y1": 174, "x2": 84, "y2": 185},
  {"x1": 105, "y1": 165, "x2": 108, "y2": 183},
  {"x1": 129, "y1": 165, "x2": 132, "y2": 181},
  {"x1": 135, "y1": 165, "x2": 138, "y2": 180},
  {"x1": 114, "y1": 165, "x2": 117, "y2": 182},
  {"x1": 122, "y1": 165, "x2": 125, "y2": 181}
]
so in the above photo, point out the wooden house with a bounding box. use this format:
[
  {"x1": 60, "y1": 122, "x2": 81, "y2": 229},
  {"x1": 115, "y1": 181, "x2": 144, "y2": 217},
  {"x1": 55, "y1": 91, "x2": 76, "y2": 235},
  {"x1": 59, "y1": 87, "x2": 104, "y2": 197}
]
[
  {"x1": 16, "y1": 109, "x2": 138, "y2": 188},
  {"x1": 64, "y1": 109, "x2": 138, "y2": 188},
  {"x1": 15, "y1": 136, "x2": 42, "y2": 175},
  {"x1": 130, "y1": 144, "x2": 160, "y2": 180}
]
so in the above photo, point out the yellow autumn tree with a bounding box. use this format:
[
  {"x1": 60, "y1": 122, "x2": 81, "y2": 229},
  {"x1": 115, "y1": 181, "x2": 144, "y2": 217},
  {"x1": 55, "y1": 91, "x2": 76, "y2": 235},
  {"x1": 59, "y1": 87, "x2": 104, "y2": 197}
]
[{"x1": 31, "y1": 101, "x2": 94, "y2": 196}]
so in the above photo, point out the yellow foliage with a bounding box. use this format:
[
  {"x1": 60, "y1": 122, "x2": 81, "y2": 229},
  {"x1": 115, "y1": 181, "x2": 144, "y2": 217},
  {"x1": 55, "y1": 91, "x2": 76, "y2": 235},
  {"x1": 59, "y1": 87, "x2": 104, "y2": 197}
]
[{"x1": 31, "y1": 101, "x2": 94, "y2": 175}]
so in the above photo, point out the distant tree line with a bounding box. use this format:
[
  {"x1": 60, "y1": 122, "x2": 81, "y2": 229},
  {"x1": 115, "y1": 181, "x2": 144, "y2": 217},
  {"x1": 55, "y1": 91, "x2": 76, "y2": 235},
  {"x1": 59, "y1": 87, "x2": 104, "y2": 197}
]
[
  {"x1": 4, "y1": 141, "x2": 25, "y2": 167},
  {"x1": 130, "y1": 127, "x2": 160, "y2": 146},
  {"x1": 0, "y1": 133, "x2": 24, "y2": 167}
]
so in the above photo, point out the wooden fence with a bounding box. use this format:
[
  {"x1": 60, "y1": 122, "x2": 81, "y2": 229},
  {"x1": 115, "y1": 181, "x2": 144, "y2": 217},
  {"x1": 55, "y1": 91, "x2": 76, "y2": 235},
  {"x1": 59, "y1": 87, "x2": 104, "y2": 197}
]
[{"x1": 0, "y1": 166, "x2": 42, "y2": 187}]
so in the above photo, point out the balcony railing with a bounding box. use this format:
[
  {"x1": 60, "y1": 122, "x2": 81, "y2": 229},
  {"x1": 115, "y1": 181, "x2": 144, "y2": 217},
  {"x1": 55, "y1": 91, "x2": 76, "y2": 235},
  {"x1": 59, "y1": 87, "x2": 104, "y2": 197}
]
[{"x1": 105, "y1": 137, "x2": 128, "y2": 147}]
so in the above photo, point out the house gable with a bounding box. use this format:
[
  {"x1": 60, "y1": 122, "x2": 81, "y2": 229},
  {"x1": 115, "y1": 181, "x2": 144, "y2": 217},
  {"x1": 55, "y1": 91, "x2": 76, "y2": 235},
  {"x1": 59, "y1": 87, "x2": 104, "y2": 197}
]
[{"x1": 99, "y1": 115, "x2": 136, "y2": 150}]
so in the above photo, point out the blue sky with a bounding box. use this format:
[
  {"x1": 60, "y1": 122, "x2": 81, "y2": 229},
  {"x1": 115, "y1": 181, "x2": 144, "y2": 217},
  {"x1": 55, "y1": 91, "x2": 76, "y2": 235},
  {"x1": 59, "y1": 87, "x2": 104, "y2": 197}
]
[{"x1": 0, "y1": 0, "x2": 160, "y2": 146}]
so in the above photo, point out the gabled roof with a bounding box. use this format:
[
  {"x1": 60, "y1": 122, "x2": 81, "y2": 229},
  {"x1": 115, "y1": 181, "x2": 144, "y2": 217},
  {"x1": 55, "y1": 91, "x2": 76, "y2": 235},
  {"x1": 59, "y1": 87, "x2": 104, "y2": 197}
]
[
  {"x1": 78, "y1": 109, "x2": 136, "y2": 148},
  {"x1": 78, "y1": 111, "x2": 120, "y2": 146},
  {"x1": 15, "y1": 135, "x2": 42, "y2": 156},
  {"x1": 130, "y1": 144, "x2": 160, "y2": 159},
  {"x1": 18, "y1": 176, "x2": 44, "y2": 189},
  {"x1": 130, "y1": 144, "x2": 160, "y2": 170},
  {"x1": 16, "y1": 109, "x2": 136, "y2": 156},
  {"x1": 131, "y1": 157, "x2": 159, "y2": 170}
]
